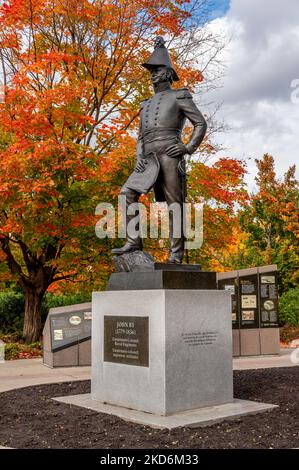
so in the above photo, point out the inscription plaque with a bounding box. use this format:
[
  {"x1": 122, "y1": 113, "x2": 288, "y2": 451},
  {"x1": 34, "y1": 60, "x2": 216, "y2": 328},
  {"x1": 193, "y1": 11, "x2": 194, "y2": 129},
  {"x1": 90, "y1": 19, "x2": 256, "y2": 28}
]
[
  {"x1": 104, "y1": 316, "x2": 149, "y2": 367},
  {"x1": 182, "y1": 331, "x2": 218, "y2": 346}
]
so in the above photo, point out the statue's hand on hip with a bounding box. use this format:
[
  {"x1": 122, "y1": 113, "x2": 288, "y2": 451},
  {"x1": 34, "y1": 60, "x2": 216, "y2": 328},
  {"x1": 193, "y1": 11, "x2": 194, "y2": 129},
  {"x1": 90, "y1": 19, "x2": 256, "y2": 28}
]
[
  {"x1": 166, "y1": 143, "x2": 187, "y2": 158},
  {"x1": 134, "y1": 160, "x2": 147, "y2": 173}
]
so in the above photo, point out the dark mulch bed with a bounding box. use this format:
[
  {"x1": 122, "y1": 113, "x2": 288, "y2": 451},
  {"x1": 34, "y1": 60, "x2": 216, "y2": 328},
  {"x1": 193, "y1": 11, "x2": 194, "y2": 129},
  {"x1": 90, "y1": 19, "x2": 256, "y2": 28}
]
[{"x1": 0, "y1": 368, "x2": 298, "y2": 449}]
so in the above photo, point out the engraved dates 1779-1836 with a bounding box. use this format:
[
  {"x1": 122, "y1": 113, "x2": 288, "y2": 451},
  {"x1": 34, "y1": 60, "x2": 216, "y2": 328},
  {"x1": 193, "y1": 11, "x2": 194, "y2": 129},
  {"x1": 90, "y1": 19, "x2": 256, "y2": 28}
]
[{"x1": 104, "y1": 316, "x2": 149, "y2": 367}]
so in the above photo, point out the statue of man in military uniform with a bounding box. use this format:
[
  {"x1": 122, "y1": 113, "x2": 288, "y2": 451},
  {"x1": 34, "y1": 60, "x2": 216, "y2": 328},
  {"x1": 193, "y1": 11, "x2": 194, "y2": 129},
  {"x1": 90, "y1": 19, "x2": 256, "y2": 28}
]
[{"x1": 112, "y1": 37, "x2": 207, "y2": 264}]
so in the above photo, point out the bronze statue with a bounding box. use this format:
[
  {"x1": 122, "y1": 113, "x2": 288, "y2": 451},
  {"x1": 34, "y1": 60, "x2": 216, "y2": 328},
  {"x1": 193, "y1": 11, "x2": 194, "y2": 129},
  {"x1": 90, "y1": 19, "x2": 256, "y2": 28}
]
[{"x1": 112, "y1": 37, "x2": 207, "y2": 264}]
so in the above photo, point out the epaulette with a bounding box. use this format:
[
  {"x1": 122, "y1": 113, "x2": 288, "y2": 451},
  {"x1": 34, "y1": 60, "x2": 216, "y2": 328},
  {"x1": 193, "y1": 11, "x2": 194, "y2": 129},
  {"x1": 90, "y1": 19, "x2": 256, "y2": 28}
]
[{"x1": 175, "y1": 88, "x2": 192, "y2": 99}]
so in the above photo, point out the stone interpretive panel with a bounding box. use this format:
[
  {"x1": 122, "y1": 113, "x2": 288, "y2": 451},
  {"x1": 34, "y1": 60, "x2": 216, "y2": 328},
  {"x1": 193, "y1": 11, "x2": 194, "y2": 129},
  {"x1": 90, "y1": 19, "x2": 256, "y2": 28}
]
[
  {"x1": 217, "y1": 267, "x2": 279, "y2": 331},
  {"x1": 217, "y1": 278, "x2": 239, "y2": 329},
  {"x1": 239, "y1": 275, "x2": 259, "y2": 328},
  {"x1": 259, "y1": 272, "x2": 279, "y2": 327},
  {"x1": 104, "y1": 316, "x2": 149, "y2": 367},
  {"x1": 50, "y1": 310, "x2": 92, "y2": 352},
  {"x1": 217, "y1": 266, "x2": 279, "y2": 356}
]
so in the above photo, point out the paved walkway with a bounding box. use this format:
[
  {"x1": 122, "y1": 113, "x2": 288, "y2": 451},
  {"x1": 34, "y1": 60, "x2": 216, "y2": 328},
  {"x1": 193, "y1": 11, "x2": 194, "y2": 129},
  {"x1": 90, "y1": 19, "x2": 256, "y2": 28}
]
[
  {"x1": 0, "y1": 349, "x2": 297, "y2": 394},
  {"x1": 0, "y1": 358, "x2": 90, "y2": 393},
  {"x1": 233, "y1": 348, "x2": 297, "y2": 370}
]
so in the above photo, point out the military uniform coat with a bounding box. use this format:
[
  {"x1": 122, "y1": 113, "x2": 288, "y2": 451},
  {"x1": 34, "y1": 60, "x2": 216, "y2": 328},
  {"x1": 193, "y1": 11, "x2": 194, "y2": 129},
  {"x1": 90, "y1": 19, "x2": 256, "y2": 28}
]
[{"x1": 124, "y1": 87, "x2": 207, "y2": 202}]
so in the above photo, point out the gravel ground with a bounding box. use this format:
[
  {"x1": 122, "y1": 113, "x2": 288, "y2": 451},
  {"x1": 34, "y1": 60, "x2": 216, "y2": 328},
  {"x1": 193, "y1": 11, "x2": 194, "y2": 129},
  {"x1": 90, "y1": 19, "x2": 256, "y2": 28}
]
[{"x1": 0, "y1": 367, "x2": 298, "y2": 449}]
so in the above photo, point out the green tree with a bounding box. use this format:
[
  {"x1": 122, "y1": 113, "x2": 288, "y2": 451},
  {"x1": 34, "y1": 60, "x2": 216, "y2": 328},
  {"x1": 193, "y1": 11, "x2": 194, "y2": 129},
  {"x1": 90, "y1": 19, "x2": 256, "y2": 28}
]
[{"x1": 238, "y1": 154, "x2": 299, "y2": 293}]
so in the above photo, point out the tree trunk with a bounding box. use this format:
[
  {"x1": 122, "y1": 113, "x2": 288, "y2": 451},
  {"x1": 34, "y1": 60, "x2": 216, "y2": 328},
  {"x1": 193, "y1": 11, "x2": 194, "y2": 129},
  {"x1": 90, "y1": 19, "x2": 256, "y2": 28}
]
[{"x1": 22, "y1": 288, "x2": 44, "y2": 343}]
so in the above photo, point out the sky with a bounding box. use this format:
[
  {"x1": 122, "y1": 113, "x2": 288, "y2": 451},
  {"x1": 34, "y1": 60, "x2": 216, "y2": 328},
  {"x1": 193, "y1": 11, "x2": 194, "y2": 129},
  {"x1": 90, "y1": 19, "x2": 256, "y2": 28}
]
[
  {"x1": 207, "y1": 0, "x2": 230, "y2": 20},
  {"x1": 201, "y1": 0, "x2": 299, "y2": 190}
]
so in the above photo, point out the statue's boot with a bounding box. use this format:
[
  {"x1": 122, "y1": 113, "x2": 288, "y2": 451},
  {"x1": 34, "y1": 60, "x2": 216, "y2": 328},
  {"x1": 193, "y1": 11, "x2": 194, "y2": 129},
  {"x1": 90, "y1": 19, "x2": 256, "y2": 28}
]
[
  {"x1": 168, "y1": 227, "x2": 184, "y2": 264},
  {"x1": 168, "y1": 252, "x2": 183, "y2": 264},
  {"x1": 112, "y1": 241, "x2": 142, "y2": 255}
]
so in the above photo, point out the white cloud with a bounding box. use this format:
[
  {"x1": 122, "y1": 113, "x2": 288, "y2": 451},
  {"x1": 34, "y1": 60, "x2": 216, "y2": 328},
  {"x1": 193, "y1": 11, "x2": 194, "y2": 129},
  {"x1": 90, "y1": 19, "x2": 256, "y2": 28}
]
[{"x1": 201, "y1": 0, "x2": 299, "y2": 190}]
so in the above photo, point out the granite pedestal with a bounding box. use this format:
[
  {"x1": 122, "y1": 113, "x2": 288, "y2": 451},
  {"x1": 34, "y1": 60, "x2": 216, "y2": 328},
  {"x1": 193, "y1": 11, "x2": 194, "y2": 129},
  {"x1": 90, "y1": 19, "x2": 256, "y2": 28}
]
[
  {"x1": 91, "y1": 289, "x2": 233, "y2": 416},
  {"x1": 107, "y1": 270, "x2": 216, "y2": 291}
]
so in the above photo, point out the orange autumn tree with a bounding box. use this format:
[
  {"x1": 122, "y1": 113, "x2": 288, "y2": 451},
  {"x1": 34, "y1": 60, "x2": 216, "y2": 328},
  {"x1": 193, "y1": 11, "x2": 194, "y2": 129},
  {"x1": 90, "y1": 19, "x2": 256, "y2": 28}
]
[
  {"x1": 186, "y1": 157, "x2": 248, "y2": 269},
  {"x1": 0, "y1": 0, "x2": 224, "y2": 342}
]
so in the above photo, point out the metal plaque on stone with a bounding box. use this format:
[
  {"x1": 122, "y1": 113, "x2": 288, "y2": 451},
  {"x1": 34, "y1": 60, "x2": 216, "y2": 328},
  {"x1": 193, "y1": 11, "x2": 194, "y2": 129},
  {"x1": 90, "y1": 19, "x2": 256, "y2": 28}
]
[{"x1": 104, "y1": 316, "x2": 149, "y2": 367}]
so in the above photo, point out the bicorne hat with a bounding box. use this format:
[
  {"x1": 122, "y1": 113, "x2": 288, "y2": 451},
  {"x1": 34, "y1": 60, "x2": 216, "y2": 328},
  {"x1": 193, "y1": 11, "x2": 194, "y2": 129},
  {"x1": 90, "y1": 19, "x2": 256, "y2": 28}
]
[{"x1": 142, "y1": 37, "x2": 179, "y2": 82}]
